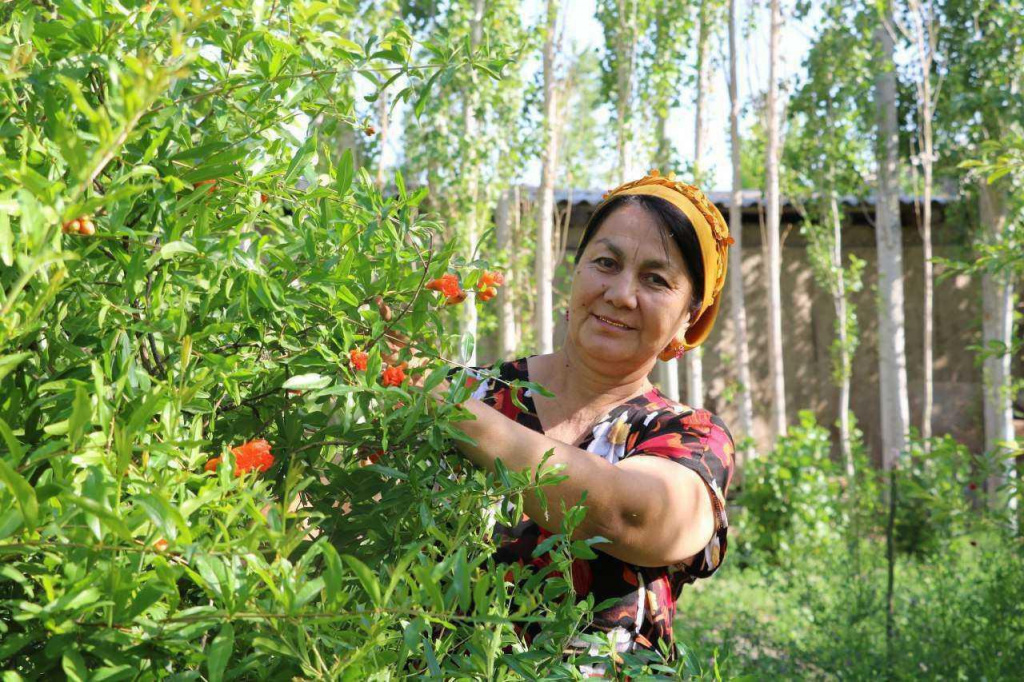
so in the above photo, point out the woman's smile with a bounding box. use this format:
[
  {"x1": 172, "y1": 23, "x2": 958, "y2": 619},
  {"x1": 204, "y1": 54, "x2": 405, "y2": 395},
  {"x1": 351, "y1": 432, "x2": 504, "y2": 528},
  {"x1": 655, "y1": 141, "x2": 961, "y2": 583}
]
[{"x1": 591, "y1": 313, "x2": 636, "y2": 331}]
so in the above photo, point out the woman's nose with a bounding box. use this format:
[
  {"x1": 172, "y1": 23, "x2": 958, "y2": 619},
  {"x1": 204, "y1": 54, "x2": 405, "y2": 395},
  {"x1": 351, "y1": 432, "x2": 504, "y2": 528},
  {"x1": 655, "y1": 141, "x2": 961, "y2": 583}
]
[{"x1": 603, "y1": 272, "x2": 638, "y2": 309}]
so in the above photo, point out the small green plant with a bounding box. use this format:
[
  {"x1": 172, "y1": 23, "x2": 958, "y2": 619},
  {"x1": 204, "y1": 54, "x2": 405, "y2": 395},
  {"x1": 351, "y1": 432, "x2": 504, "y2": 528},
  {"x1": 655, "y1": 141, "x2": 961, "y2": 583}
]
[{"x1": 736, "y1": 411, "x2": 844, "y2": 566}]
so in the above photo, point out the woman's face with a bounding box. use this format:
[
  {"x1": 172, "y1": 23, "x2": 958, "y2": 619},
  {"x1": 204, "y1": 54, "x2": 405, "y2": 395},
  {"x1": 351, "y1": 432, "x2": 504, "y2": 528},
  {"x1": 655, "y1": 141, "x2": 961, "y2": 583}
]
[{"x1": 568, "y1": 203, "x2": 696, "y2": 370}]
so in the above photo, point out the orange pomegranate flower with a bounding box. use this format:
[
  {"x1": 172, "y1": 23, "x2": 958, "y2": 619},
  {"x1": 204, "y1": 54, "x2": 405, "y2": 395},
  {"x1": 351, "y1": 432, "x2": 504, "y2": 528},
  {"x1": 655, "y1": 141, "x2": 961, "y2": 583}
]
[
  {"x1": 380, "y1": 363, "x2": 406, "y2": 387},
  {"x1": 349, "y1": 349, "x2": 369, "y2": 372},
  {"x1": 205, "y1": 439, "x2": 275, "y2": 476},
  {"x1": 444, "y1": 289, "x2": 467, "y2": 305},
  {"x1": 232, "y1": 439, "x2": 274, "y2": 474},
  {"x1": 426, "y1": 273, "x2": 465, "y2": 299},
  {"x1": 478, "y1": 271, "x2": 505, "y2": 288},
  {"x1": 478, "y1": 286, "x2": 498, "y2": 302}
]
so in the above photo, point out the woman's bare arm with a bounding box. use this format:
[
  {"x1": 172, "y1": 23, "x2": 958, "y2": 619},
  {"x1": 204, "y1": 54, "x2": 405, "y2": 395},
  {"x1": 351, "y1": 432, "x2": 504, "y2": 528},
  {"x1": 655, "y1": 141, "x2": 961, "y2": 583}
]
[{"x1": 454, "y1": 397, "x2": 715, "y2": 568}]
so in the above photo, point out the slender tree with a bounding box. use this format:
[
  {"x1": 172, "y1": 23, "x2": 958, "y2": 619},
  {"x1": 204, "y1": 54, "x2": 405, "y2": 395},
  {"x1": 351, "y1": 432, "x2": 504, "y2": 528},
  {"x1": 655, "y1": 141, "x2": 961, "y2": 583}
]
[
  {"x1": 535, "y1": 0, "x2": 561, "y2": 354},
  {"x1": 765, "y1": 0, "x2": 787, "y2": 441},
  {"x1": 495, "y1": 188, "x2": 518, "y2": 358},
  {"x1": 875, "y1": 9, "x2": 912, "y2": 649},
  {"x1": 727, "y1": 0, "x2": 755, "y2": 464},
  {"x1": 893, "y1": 0, "x2": 942, "y2": 448},
  {"x1": 684, "y1": 0, "x2": 715, "y2": 408},
  {"x1": 874, "y1": 12, "x2": 911, "y2": 473},
  {"x1": 458, "y1": 0, "x2": 487, "y2": 364}
]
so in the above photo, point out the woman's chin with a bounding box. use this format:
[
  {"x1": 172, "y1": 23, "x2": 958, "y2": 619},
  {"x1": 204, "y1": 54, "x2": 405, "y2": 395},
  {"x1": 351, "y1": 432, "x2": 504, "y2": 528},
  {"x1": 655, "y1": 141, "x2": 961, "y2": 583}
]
[{"x1": 575, "y1": 339, "x2": 640, "y2": 366}]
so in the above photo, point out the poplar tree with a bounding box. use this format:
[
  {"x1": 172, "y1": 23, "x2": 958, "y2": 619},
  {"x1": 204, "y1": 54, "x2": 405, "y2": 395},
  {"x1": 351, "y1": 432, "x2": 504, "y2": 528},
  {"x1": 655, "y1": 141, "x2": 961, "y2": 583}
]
[
  {"x1": 535, "y1": 0, "x2": 562, "y2": 354},
  {"x1": 892, "y1": 0, "x2": 943, "y2": 447},
  {"x1": 727, "y1": 0, "x2": 756, "y2": 464},
  {"x1": 873, "y1": 5, "x2": 911, "y2": 473},
  {"x1": 765, "y1": 0, "x2": 788, "y2": 441}
]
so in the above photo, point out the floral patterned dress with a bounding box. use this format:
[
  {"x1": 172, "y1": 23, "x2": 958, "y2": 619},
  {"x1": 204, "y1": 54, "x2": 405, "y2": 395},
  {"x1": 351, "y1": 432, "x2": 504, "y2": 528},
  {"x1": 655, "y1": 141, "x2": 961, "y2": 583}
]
[{"x1": 465, "y1": 357, "x2": 735, "y2": 657}]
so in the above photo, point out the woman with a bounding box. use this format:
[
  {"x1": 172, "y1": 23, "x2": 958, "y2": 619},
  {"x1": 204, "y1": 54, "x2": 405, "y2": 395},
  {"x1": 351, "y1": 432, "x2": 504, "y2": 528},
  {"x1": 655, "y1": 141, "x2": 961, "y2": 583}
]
[{"x1": 445, "y1": 170, "x2": 736, "y2": 666}]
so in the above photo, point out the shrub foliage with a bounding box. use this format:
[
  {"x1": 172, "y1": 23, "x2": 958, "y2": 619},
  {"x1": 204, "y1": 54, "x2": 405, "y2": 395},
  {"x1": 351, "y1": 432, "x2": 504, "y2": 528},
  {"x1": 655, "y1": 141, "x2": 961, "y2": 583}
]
[{"x1": 0, "y1": 2, "x2": 622, "y2": 678}]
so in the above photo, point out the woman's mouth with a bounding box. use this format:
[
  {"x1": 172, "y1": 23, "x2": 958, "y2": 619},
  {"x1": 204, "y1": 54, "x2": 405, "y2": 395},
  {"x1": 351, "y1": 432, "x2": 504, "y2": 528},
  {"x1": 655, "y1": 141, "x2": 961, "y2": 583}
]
[{"x1": 591, "y1": 314, "x2": 634, "y2": 331}]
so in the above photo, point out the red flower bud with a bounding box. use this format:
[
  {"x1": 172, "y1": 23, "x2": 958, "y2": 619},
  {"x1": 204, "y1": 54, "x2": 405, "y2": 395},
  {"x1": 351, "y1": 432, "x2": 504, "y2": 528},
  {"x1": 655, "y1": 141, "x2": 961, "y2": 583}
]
[{"x1": 380, "y1": 363, "x2": 406, "y2": 387}]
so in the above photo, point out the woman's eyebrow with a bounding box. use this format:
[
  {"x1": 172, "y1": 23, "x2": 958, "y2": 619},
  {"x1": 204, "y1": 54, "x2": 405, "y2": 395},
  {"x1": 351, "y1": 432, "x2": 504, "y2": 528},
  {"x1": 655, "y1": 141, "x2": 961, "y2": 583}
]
[{"x1": 595, "y1": 238, "x2": 675, "y2": 270}]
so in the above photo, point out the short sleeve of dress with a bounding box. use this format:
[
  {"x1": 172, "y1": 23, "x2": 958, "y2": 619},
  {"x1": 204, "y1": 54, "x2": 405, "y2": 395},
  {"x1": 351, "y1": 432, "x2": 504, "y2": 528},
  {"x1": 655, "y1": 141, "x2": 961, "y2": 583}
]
[{"x1": 626, "y1": 408, "x2": 735, "y2": 578}]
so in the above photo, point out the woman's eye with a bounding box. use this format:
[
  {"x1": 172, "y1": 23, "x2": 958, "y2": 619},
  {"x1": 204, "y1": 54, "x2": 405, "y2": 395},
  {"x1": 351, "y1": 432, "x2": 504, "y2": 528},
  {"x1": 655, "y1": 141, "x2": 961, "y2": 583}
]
[
  {"x1": 594, "y1": 257, "x2": 616, "y2": 269},
  {"x1": 645, "y1": 274, "x2": 668, "y2": 287}
]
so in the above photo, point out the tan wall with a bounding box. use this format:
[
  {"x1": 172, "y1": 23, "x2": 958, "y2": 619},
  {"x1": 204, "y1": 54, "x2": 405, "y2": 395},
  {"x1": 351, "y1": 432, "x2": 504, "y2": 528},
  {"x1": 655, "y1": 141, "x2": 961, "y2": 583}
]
[{"x1": 703, "y1": 215, "x2": 986, "y2": 464}]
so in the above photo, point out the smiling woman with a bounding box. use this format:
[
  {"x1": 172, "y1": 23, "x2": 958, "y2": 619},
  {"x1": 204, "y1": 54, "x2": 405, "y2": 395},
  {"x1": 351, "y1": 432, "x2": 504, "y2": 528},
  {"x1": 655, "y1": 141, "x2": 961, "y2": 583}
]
[{"x1": 445, "y1": 171, "x2": 737, "y2": 672}]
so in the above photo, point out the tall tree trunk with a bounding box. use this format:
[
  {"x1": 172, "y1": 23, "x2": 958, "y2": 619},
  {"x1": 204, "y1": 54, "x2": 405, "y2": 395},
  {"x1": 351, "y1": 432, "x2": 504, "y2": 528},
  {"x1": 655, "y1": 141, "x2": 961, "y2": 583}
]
[
  {"x1": 727, "y1": 0, "x2": 755, "y2": 466},
  {"x1": 686, "y1": 1, "x2": 711, "y2": 408},
  {"x1": 765, "y1": 0, "x2": 787, "y2": 441},
  {"x1": 978, "y1": 181, "x2": 1017, "y2": 514},
  {"x1": 614, "y1": 0, "x2": 637, "y2": 181},
  {"x1": 652, "y1": 111, "x2": 680, "y2": 401},
  {"x1": 874, "y1": 21, "x2": 911, "y2": 472},
  {"x1": 459, "y1": 0, "x2": 487, "y2": 364},
  {"x1": 921, "y1": 141, "x2": 934, "y2": 445},
  {"x1": 830, "y1": 190, "x2": 853, "y2": 479},
  {"x1": 876, "y1": 18, "x2": 910, "y2": 654},
  {"x1": 496, "y1": 188, "x2": 517, "y2": 359},
  {"x1": 907, "y1": 0, "x2": 936, "y2": 448},
  {"x1": 375, "y1": 87, "x2": 390, "y2": 189},
  {"x1": 513, "y1": 185, "x2": 523, "y2": 350},
  {"x1": 535, "y1": 0, "x2": 560, "y2": 354}
]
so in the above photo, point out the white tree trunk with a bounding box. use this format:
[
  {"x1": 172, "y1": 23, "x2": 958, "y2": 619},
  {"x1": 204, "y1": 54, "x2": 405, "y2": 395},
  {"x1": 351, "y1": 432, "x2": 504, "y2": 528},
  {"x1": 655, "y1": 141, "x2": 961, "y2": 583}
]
[
  {"x1": 535, "y1": 0, "x2": 560, "y2": 354},
  {"x1": 459, "y1": 0, "x2": 487, "y2": 365},
  {"x1": 727, "y1": 0, "x2": 755, "y2": 465},
  {"x1": 686, "y1": 2, "x2": 711, "y2": 409},
  {"x1": 831, "y1": 191, "x2": 854, "y2": 480},
  {"x1": 765, "y1": 0, "x2": 787, "y2": 441},
  {"x1": 874, "y1": 21, "x2": 911, "y2": 471},
  {"x1": 615, "y1": 0, "x2": 637, "y2": 181},
  {"x1": 375, "y1": 87, "x2": 389, "y2": 189},
  {"x1": 907, "y1": 0, "x2": 936, "y2": 447},
  {"x1": 978, "y1": 181, "x2": 1017, "y2": 513},
  {"x1": 653, "y1": 112, "x2": 679, "y2": 401},
  {"x1": 496, "y1": 188, "x2": 517, "y2": 359}
]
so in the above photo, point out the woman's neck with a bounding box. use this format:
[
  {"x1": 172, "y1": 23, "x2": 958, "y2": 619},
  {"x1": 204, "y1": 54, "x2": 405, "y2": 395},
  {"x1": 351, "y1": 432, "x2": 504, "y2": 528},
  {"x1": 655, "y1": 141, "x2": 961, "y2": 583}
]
[{"x1": 535, "y1": 344, "x2": 653, "y2": 413}]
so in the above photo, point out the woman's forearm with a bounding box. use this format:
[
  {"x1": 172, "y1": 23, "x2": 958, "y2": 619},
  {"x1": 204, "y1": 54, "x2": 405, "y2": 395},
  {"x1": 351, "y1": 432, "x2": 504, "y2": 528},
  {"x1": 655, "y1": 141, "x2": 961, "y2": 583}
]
[{"x1": 453, "y1": 397, "x2": 645, "y2": 548}]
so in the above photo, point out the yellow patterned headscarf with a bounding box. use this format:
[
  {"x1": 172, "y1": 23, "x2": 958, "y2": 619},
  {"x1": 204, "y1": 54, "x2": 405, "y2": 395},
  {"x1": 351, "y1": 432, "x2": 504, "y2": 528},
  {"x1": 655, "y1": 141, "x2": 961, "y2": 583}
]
[{"x1": 601, "y1": 170, "x2": 733, "y2": 350}]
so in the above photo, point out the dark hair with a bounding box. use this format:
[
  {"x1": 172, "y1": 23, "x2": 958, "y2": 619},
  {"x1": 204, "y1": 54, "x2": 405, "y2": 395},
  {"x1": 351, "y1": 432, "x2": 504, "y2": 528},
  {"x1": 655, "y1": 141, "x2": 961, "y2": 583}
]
[{"x1": 575, "y1": 194, "x2": 705, "y2": 316}]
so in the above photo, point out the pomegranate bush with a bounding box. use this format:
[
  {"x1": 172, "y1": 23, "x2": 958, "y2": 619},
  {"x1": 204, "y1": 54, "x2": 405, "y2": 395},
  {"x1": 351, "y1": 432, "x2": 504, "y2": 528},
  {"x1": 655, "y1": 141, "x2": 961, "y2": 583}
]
[{"x1": 0, "y1": 2, "x2": 604, "y2": 678}]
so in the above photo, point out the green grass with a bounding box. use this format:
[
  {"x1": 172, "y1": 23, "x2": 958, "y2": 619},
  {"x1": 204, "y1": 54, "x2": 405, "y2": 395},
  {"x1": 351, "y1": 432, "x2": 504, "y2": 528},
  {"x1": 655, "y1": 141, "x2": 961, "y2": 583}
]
[{"x1": 674, "y1": 534, "x2": 1024, "y2": 680}]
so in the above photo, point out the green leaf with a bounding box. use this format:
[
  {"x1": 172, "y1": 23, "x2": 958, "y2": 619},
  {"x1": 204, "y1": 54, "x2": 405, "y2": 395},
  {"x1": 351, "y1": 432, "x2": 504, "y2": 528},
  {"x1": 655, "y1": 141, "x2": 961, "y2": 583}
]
[
  {"x1": 284, "y1": 134, "x2": 317, "y2": 185},
  {"x1": 293, "y1": 577, "x2": 324, "y2": 609},
  {"x1": 62, "y1": 650, "x2": 88, "y2": 682},
  {"x1": 0, "y1": 458, "x2": 37, "y2": 531},
  {"x1": 321, "y1": 542, "x2": 344, "y2": 606},
  {"x1": 342, "y1": 554, "x2": 381, "y2": 605},
  {"x1": 282, "y1": 373, "x2": 331, "y2": 390},
  {"x1": 336, "y1": 148, "x2": 354, "y2": 197},
  {"x1": 0, "y1": 352, "x2": 32, "y2": 383},
  {"x1": 68, "y1": 384, "x2": 90, "y2": 449},
  {"x1": 158, "y1": 241, "x2": 199, "y2": 260},
  {"x1": 0, "y1": 417, "x2": 25, "y2": 467},
  {"x1": 207, "y1": 623, "x2": 234, "y2": 682}
]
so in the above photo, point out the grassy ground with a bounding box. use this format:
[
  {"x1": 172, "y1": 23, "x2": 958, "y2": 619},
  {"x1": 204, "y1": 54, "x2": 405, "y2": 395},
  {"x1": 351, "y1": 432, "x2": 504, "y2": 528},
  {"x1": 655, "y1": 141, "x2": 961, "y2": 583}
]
[{"x1": 673, "y1": 534, "x2": 1024, "y2": 681}]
